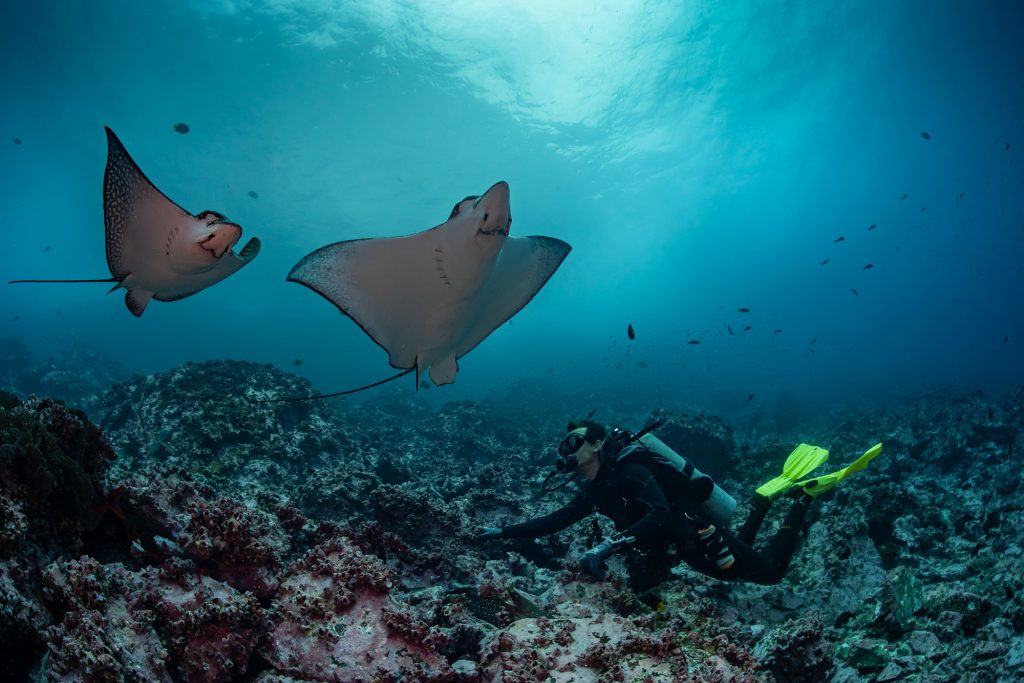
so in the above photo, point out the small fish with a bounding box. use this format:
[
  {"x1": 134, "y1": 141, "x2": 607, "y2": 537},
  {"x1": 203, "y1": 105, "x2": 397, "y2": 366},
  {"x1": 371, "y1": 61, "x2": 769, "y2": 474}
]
[
  {"x1": 809, "y1": 337, "x2": 817, "y2": 344},
  {"x1": 746, "y1": 393, "x2": 755, "y2": 403},
  {"x1": 419, "y1": 380, "x2": 432, "y2": 389},
  {"x1": 900, "y1": 193, "x2": 908, "y2": 200},
  {"x1": 850, "y1": 288, "x2": 859, "y2": 296},
  {"x1": 743, "y1": 326, "x2": 751, "y2": 332},
  {"x1": 820, "y1": 258, "x2": 829, "y2": 266},
  {"x1": 868, "y1": 224, "x2": 877, "y2": 231},
  {"x1": 773, "y1": 329, "x2": 782, "y2": 334},
  {"x1": 293, "y1": 358, "x2": 303, "y2": 366},
  {"x1": 13, "y1": 137, "x2": 22, "y2": 145},
  {"x1": 1006, "y1": 142, "x2": 1010, "y2": 151},
  {"x1": 737, "y1": 307, "x2": 751, "y2": 313},
  {"x1": 834, "y1": 236, "x2": 845, "y2": 244},
  {"x1": 1005, "y1": 336, "x2": 1009, "y2": 343},
  {"x1": 921, "y1": 131, "x2": 931, "y2": 140},
  {"x1": 627, "y1": 323, "x2": 635, "y2": 340},
  {"x1": 959, "y1": 193, "x2": 964, "y2": 199},
  {"x1": 863, "y1": 264, "x2": 874, "y2": 270},
  {"x1": 637, "y1": 359, "x2": 648, "y2": 368},
  {"x1": 687, "y1": 340, "x2": 700, "y2": 345},
  {"x1": 920, "y1": 206, "x2": 927, "y2": 212},
  {"x1": 728, "y1": 325, "x2": 734, "y2": 336},
  {"x1": 248, "y1": 190, "x2": 259, "y2": 199},
  {"x1": 43, "y1": 245, "x2": 51, "y2": 252},
  {"x1": 172, "y1": 122, "x2": 190, "y2": 134}
]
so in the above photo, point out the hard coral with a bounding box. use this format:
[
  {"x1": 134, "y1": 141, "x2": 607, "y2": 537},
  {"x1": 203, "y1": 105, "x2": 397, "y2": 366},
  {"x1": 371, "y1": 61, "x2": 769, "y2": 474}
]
[
  {"x1": 148, "y1": 565, "x2": 265, "y2": 683},
  {"x1": 0, "y1": 394, "x2": 115, "y2": 545},
  {"x1": 41, "y1": 556, "x2": 171, "y2": 682},
  {"x1": 753, "y1": 613, "x2": 833, "y2": 683},
  {"x1": 266, "y1": 536, "x2": 452, "y2": 682}
]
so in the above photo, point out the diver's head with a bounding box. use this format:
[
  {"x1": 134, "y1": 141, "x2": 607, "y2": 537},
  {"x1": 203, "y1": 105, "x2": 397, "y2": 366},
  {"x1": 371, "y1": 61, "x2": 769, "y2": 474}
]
[{"x1": 555, "y1": 419, "x2": 607, "y2": 478}]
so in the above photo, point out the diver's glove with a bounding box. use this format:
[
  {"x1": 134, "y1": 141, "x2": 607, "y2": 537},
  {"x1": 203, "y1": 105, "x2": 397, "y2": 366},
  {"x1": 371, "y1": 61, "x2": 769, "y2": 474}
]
[
  {"x1": 476, "y1": 526, "x2": 503, "y2": 541},
  {"x1": 579, "y1": 540, "x2": 614, "y2": 580},
  {"x1": 579, "y1": 533, "x2": 636, "y2": 581}
]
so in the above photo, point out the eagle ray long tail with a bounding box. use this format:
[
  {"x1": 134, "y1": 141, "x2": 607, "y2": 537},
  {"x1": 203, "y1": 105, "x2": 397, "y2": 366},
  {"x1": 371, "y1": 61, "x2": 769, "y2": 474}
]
[
  {"x1": 253, "y1": 368, "x2": 415, "y2": 403},
  {"x1": 9, "y1": 278, "x2": 119, "y2": 283}
]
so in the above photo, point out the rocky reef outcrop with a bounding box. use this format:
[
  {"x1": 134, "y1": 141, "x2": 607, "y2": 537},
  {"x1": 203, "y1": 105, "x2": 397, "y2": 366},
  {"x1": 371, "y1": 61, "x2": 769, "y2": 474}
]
[{"x1": 2, "y1": 359, "x2": 1024, "y2": 681}]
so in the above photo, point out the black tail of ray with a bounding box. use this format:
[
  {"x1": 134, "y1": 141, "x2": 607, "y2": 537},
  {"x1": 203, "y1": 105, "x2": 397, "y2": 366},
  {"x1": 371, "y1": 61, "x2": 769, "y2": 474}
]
[{"x1": 252, "y1": 368, "x2": 415, "y2": 403}]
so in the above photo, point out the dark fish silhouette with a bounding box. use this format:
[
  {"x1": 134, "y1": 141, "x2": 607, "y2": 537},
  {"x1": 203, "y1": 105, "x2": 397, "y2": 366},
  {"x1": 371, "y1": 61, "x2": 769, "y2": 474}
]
[
  {"x1": 728, "y1": 325, "x2": 734, "y2": 335},
  {"x1": 687, "y1": 340, "x2": 700, "y2": 345},
  {"x1": 921, "y1": 131, "x2": 931, "y2": 140},
  {"x1": 850, "y1": 288, "x2": 859, "y2": 296},
  {"x1": 248, "y1": 190, "x2": 259, "y2": 199},
  {"x1": 627, "y1": 323, "x2": 635, "y2": 340},
  {"x1": 293, "y1": 358, "x2": 303, "y2": 366},
  {"x1": 13, "y1": 137, "x2": 22, "y2": 145},
  {"x1": 773, "y1": 329, "x2": 782, "y2": 334},
  {"x1": 921, "y1": 206, "x2": 927, "y2": 212},
  {"x1": 173, "y1": 122, "x2": 190, "y2": 134},
  {"x1": 868, "y1": 224, "x2": 877, "y2": 231},
  {"x1": 637, "y1": 359, "x2": 648, "y2": 368},
  {"x1": 900, "y1": 193, "x2": 908, "y2": 200},
  {"x1": 746, "y1": 393, "x2": 755, "y2": 402},
  {"x1": 1007, "y1": 142, "x2": 1011, "y2": 151},
  {"x1": 737, "y1": 307, "x2": 751, "y2": 313},
  {"x1": 959, "y1": 193, "x2": 964, "y2": 199},
  {"x1": 1006, "y1": 336, "x2": 1009, "y2": 343},
  {"x1": 834, "y1": 236, "x2": 845, "y2": 244},
  {"x1": 809, "y1": 337, "x2": 817, "y2": 344},
  {"x1": 419, "y1": 380, "x2": 432, "y2": 389},
  {"x1": 743, "y1": 326, "x2": 751, "y2": 332},
  {"x1": 863, "y1": 264, "x2": 874, "y2": 270},
  {"x1": 820, "y1": 258, "x2": 829, "y2": 266}
]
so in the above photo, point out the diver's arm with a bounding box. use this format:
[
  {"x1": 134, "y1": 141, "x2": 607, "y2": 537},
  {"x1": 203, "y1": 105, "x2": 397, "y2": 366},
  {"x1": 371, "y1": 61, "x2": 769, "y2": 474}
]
[
  {"x1": 616, "y1": 463, "x2": 675, "y2": 543},
  {"x1": 500, "y1": 491, "x2": 593, "y2": 539}
]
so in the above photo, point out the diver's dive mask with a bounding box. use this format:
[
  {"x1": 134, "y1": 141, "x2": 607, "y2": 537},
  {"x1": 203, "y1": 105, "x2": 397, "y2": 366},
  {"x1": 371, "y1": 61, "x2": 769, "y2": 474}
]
[{"x1": 555, "y1": 432, "x2": 587, "y2": 472}]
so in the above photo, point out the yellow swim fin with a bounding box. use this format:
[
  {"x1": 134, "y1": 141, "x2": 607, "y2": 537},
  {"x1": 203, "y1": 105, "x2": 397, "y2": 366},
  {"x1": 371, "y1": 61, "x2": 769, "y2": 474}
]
[
  {"x1": 795, "y1": 442, "x2": 883, "y2": 498},
  {"x1": 755, "y1": 443, "x2": 829, "y2": 500}
]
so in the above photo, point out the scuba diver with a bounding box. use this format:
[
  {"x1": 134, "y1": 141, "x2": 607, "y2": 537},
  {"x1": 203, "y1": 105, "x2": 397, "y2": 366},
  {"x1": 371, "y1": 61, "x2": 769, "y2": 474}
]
[{"x1": 477, "y1": 418, "x2": 882, "y2": 594}]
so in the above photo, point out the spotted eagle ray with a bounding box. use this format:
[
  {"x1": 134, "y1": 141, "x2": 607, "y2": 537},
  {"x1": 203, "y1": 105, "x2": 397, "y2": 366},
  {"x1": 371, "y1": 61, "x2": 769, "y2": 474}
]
[
  {"x1": 269, "y1": 181, "x2": 570, "y2": 401},
  {"x1": 8, "y1": 127, "x2": 260, "y2": 316}
]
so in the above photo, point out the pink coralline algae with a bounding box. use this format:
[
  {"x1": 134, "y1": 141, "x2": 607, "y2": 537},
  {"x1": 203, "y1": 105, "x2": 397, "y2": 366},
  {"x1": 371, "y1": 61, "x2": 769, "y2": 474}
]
[
  {"x1": 265, "y1": 536, "x2": 454, "y2": 682},
  {"x1": 179, "y1": 494, "x2": 287, "y2": 600},
  {"x1": 40, "y1": 556, "x2": 171, "y2": 682},
  {"x1": 148, "y1": 561, "x2": 266, "y2": 683}
]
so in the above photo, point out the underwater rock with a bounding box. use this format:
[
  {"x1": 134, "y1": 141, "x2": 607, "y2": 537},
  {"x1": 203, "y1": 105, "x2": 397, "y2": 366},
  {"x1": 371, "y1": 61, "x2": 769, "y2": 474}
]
[
  {"x1": 97, "y1": 360, "x2": 354, "y2": 503},
  {"x1": 265, "y1": 536, "x2": 452, "y2": 681},
  {"x1": 753, "y1": 613, "x2": 833, "y2": 682},
  {"x1": 14, "y1": 344, "x2": 127, "y2": 414}
]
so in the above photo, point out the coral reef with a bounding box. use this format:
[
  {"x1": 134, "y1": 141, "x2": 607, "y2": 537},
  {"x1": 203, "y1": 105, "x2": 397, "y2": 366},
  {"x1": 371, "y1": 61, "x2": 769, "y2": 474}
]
[
  {"x1": 4, "y1": 362, "x2": 1024, "y2": 681},
  {"x1": 96, "y1": 361, "x2": 355, "y2": 504}
]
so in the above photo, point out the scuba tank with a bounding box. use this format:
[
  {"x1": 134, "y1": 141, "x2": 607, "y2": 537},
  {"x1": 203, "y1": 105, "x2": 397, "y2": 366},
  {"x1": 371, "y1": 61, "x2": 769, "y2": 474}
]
[{"x1": 634, "y1": 433, "x2": 737, "y2": 528}]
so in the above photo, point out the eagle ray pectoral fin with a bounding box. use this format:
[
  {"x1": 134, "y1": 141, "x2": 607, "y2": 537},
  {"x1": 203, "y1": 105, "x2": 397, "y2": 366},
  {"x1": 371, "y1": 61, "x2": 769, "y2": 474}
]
[
  {"x1": 125, "y1": 289, "x2": 155, "y2": 317},
  {"x1": 428, "y1": 352, "x2": 459, "y2": 386},
  {"x1": 237, "y1": 236, "x2": 261, "y2": 262}
]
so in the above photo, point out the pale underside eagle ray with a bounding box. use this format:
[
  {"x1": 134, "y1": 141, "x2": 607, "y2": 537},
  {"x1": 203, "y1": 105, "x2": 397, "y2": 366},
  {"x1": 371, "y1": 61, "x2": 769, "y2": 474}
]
[
  {"x1": 8, "y1": 127, "x2": 261, "y2": 316},
  {"x1": 270, "y1": 181, "x2": 571, "y2": 401}
]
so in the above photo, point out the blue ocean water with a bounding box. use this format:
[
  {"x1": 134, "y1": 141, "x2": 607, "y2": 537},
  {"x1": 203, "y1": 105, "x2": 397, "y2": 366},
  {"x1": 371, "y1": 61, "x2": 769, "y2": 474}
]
[{"x1": 1, "y1": 1, "x2": 1021, "y2": 417}]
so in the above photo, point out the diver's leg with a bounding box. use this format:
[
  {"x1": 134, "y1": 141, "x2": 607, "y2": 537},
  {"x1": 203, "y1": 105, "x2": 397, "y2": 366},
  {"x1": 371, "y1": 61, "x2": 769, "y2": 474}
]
[
  {"x1": 737, "y1": 494, "x2": 772, "y2": 545},
  {"x1": 689, "y1": 496, "x2": 813, "y2": 585}
]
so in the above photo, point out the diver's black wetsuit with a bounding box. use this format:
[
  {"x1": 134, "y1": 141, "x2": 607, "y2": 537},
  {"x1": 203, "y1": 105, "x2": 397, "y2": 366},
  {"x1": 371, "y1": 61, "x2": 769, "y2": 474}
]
[{"x1": 501, "y1": 448, "x2": 812, "y2": 593}]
